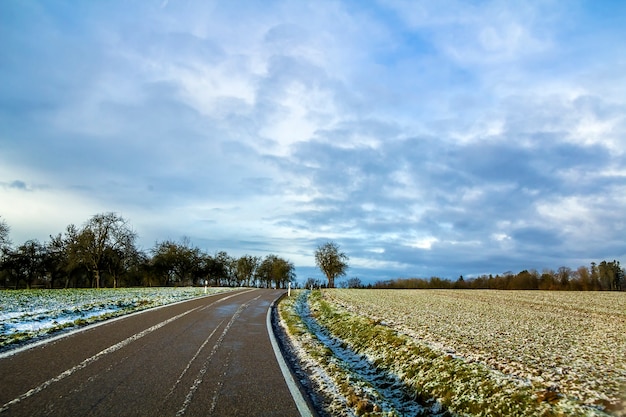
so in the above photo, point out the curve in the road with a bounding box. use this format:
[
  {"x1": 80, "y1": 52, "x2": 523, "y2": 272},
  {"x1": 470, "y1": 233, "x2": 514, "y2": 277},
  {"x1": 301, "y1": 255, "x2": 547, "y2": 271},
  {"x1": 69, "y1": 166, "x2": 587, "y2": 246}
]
[
  {"x1": 267, "y1": 295, "x2": 314, "y2": 417},
  {"x1": 0, "y1": 289, "x2": 313, "y2": 417}
]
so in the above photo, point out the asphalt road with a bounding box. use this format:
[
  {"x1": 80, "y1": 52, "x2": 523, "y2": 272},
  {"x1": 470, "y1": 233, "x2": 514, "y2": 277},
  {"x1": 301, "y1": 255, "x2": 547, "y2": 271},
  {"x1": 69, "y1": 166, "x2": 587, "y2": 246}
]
[{"x1": 0, "y1": 289, "x2": 308, "y2": 417}]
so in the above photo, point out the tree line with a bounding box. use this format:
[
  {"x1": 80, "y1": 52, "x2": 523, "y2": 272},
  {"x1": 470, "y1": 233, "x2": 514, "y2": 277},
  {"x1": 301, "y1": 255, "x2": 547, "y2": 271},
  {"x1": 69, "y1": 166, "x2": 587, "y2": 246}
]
[
  {"x1": 0, "y1": 213, "x2": 295, "y2": 289},
  {"x1": 373, "y1": 261, "x2": 625, "y2": 291}
]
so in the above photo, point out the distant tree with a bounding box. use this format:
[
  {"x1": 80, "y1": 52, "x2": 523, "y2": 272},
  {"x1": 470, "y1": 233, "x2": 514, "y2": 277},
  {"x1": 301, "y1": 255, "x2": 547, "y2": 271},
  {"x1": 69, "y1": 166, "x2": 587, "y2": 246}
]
[
  {"x1": 346, "y1": 277, "x2": 362, "y2": 288},
  {"x1": 597, "y1": 260, "x2": 624, "y2": 291},
  {"x1": 304, "y1": 277, "x2": 322, "y2": 289},
  {"x1": 1, "y1": 250, "x2": 18, "y2": 288},
  {"x1": 66, "y1": 213, "x2": 137, "y2": 288},
  {"x1": 470, "y1": 275, "x2": 488, "y2": 289},
  {"x1": 256, "y1": 254, "x2": 295, "y2": 289},
  {"x1": 42, "y1": 234, "x2": 68, "y2": 288},
  {"x1": 256, "y1": 257, "x2": 272, "y2": 288},
  {"x1": 539, "y1": 269, "x2": 557, "y2": 290},
  {"x1": 454, "y1": 275, "x2": 466, "y2": 289},
  {"x1": 498, "y1": 271, "x2": 514, "y2": 290},
  {"x1": 103, "y1": 244, "x2": 144, "y2": 288},
  {"x1": 314, "y1": 241, "x2": 349, "y2": 288},
  {"x1": 590, "y1": 262, "x2": 601, "y2": 290},
  {"x1": 0, "y1": 217, "x2": 11, "y2": 287},
  {"x1": 3, "y1": 239, "x2": 46, "y2": 289},
  {"x1": 598, "y1": 261, "x2": 613, "y2": 290},
  {"x1": 235, "y1": 255, "x2": 260, "y2": 287},
  {"x1": 573, "y1": 266, "x2": 590, "y2": 291},
  {"x1": 214, "y1": 251, "x2": 235, "y2": 286},
  {"x1": 273, "y1": 256, "x2": 296, "y2": 289},
  {"x1": 610, "y1": 260, "x2": 624, "y2": 291},
  {"x1": 511, "y1": 270, "x2": 538, "y2": 290},
  {"x1": 369, "y1": 261, "x2": 623, "y2": 291},
  {"x1": 429, "y1": 276, "x2": 452, "y2": 289},
  {"x1": 557, "y1": 266, "x2": 572, "y2": 289},
  {"x1": 151, "y1": 238, "x2": 201, "y2": 286},
  {"x1": 121, "y1": 250, "x2": 151, "y2": 287},
  {"x1": 199, "y1": 253, "x2": 229, "y2": 287},
  {"x1": 54, "y1": 224, "x2": 91, "y2": 288}
]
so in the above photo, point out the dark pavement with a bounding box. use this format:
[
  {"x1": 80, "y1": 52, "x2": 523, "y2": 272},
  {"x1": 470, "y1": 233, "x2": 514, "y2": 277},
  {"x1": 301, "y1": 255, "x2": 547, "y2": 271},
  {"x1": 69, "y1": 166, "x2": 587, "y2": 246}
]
[{"x1": 0, "y1": 289, "x2": 305, "y2": 416}]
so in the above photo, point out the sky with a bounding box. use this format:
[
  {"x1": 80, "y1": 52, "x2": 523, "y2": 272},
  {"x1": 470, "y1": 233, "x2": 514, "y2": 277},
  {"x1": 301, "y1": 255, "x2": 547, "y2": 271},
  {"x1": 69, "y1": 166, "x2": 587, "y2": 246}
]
[{"x1": 1, "y1": 0, "x2": 625, "y2": 284}]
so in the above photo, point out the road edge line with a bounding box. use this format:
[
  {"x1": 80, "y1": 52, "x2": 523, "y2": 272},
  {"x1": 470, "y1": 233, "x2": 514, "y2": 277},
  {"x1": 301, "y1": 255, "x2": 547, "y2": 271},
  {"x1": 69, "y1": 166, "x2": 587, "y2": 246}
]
[
  {"x1": 0, "y1": 305, "x2": 201, "y2": 413},
  {"x1": 267, "y1": 294, "x2": 314, "y2": 417},
  {"x1": 0, "y1": 288, "x2": 250, "y2": 360}
]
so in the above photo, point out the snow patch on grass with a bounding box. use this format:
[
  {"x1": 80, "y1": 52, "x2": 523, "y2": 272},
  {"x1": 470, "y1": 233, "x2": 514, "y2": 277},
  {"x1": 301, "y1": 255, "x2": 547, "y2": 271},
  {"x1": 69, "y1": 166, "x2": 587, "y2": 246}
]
[
  {"x1": 280, "y1": 290, "x2": 625, "y2": 416},
  {"x1": 325, "y1": 289, "x2": 626, "y2": 416},
  {"x1": 280, "y1": 291, "x2": 439, "y2": 416},
  {"x1": 0, "y1": 287, "x2": 237, "y2": 349}
]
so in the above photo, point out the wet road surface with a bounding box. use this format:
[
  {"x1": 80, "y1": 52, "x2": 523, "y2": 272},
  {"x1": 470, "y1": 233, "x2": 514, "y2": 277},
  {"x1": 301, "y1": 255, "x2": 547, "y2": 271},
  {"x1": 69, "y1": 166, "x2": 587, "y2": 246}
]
[{"x1": 0, "y1": 289, "x2": 303, "y2": 416}]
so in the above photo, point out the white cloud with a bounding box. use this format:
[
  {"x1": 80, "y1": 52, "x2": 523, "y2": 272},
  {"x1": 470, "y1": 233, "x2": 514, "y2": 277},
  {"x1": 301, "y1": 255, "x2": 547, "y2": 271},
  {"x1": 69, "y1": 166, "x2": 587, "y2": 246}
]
[
  {"x1": 367, "y1": 247, "x2": 386, "y2": 254},
  {"x1": 570, "y1": 113, "x2": 624, "y2": 152},
  {"x1": 350, "y1": 256, "x2": 409, "y2": 270},
  {"x1": 491, "y1": 233, "x2": 511, "y2": 242},
  {"x1": 259, "y1": 82, "x2": 338, "y2": 153},
  {"x1": 383, "y1": 0, "x2": 554, "y2": 65},
  {"x1": 1, "y1": 0, "x2": 625, "y2": 282},
  {"x1": 406, "y1": 236, "x2": 438, "y2": 250},
  {"x1": 0, "y1": 181, "x2": 100, "y2": 243},
  {"x1": 536, "y1": 193, "x2": 626, "y2": 244}
]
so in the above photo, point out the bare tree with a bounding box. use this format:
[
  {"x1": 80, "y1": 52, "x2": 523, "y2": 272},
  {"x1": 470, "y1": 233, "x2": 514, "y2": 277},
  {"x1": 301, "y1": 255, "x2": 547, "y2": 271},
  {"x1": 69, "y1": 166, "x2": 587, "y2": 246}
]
[
  {"x1": 314, "y1": 241, "x2": 349, "y2": 288},
  {"x1": 151, "y1": 238, "x2": 201, "y2": 286},
  {"x1": 12, "y1": 240, "x2": 46, "y2": 289},
  {"x1": 256, "y1": 254, "x2": 295, "y2": 289},
  {"x1": 346, "y1": 277, "x2": 362, "y2": 288},
  {"x1": 235, "y1": 255, "x2": 260, "y2": 287},
  {"x1": 70, "y1": 213, "x2": 137, "y2": 288}
]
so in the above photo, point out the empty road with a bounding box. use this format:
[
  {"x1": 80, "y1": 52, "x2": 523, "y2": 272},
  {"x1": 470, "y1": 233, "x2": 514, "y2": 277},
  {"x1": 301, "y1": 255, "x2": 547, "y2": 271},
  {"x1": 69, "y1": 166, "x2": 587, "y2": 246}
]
[{"x1": 0, "y1": 289, "x2": 308, "y2": 416}]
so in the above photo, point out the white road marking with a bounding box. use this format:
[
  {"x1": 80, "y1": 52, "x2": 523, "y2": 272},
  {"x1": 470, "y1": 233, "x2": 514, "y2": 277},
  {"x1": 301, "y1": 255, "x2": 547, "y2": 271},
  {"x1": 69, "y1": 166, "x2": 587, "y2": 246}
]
[
  {"x1": 267, "y1": 295, "x2": 314, "y2": 417},
  {"x1": 175, "y1": 294, "x2": 261, "y2": 416},
  {"x1": 163, "y1": 290, "x2": 258, "y2": 404},
  {"x1": 163, "y1": 320, "x2": 224, "y2": 403},
  {"x1": 0, "y1": 289, "x2": 248, "y2": 360},
  {"x1": 198, "y1": 288, "x2": 257, "y2": 312},
  {"x1": 207, "y1": 349, "x2": 232, "y2": 415},
  {"x1": 0, "y1": 306, "x2": 201, "y2": 414}
]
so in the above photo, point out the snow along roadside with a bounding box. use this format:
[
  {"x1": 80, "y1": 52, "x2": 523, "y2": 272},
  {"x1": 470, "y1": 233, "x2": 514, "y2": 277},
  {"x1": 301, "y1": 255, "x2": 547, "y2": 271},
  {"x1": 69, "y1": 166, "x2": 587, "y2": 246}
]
[
  {"x1": 267, "y1": 293, "x2": 315, "y2": 417},
  {"x1": 0, "y1": 288, "x2": 240, "y2": 359},
  {"x1": 279, "y1": 290, "x2": 617, "y2": 417},
  {"x1": 278, "y1": 290, "x2": 427, "y2": 417}
]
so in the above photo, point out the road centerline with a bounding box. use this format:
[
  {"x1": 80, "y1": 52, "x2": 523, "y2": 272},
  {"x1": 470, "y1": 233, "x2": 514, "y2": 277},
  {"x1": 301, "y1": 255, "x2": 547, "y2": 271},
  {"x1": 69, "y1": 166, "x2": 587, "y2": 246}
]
[
  {"x1": 0, "y1": 305, "x2": 202, "y2": 414},
  {"x1": 175, "y1": 294, "x2": 261, "y2": 416},
  {"x1": 0, "y1": 290, "x2": 306, "y2": 417},
  {"x1": 162, "y1": 319, "x2": 224, "y2": 405}
]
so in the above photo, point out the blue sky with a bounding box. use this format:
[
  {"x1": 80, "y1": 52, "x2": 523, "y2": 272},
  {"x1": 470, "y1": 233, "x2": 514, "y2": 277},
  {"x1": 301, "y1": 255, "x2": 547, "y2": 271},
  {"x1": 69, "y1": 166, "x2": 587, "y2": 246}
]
[{"x1": 1, "y1": 0, "x2": 625, "y2": 283}]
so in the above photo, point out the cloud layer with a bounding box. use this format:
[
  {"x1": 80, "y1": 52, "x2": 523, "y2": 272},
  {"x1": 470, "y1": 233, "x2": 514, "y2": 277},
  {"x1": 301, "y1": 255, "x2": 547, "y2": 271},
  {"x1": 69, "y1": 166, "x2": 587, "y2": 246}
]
[{"x1": 1, "y1": 0, "x2": 625, "y2": 282}]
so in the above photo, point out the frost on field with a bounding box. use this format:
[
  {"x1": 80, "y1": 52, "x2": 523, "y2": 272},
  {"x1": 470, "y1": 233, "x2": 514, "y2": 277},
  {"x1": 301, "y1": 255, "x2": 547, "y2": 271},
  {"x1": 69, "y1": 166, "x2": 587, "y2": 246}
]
[
  {"x1": 0, "y1": 287, "x2": 236, "y2": 349},
  {"x1": 324, "y1": 289, "x2": 626, "y2": 415},
  {"x1": 279, "y1": 291, "x2": 428, "y2": 417}
]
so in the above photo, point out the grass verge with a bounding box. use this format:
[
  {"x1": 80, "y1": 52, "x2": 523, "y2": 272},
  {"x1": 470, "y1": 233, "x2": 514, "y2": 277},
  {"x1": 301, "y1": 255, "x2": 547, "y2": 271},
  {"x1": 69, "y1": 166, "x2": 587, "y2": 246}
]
[{"x1": 279, "y1": 290, "x2": 614, "y2": 417}]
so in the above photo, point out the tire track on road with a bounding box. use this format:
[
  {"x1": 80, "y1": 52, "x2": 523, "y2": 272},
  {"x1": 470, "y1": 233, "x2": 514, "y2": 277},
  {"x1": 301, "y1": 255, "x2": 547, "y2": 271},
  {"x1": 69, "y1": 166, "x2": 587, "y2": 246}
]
[
  {"x1": 162, "y1": 320, "x2": 223, "y2": 405},
  {"x1": 0, "y1": 306, "x2": 200, "y2": 414},
  {"x1": 0, "y1": 289, "x2": 258, "y2": 415},
  {"x1": 175, "y1": 294, "x2": 261, "y2": 416},
  {"x1": 0, "y1": 289, "x2": 306, "y2": 417},
  {"x1": 163, "y1": 288, "x2": 259, "y2": 408}
]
